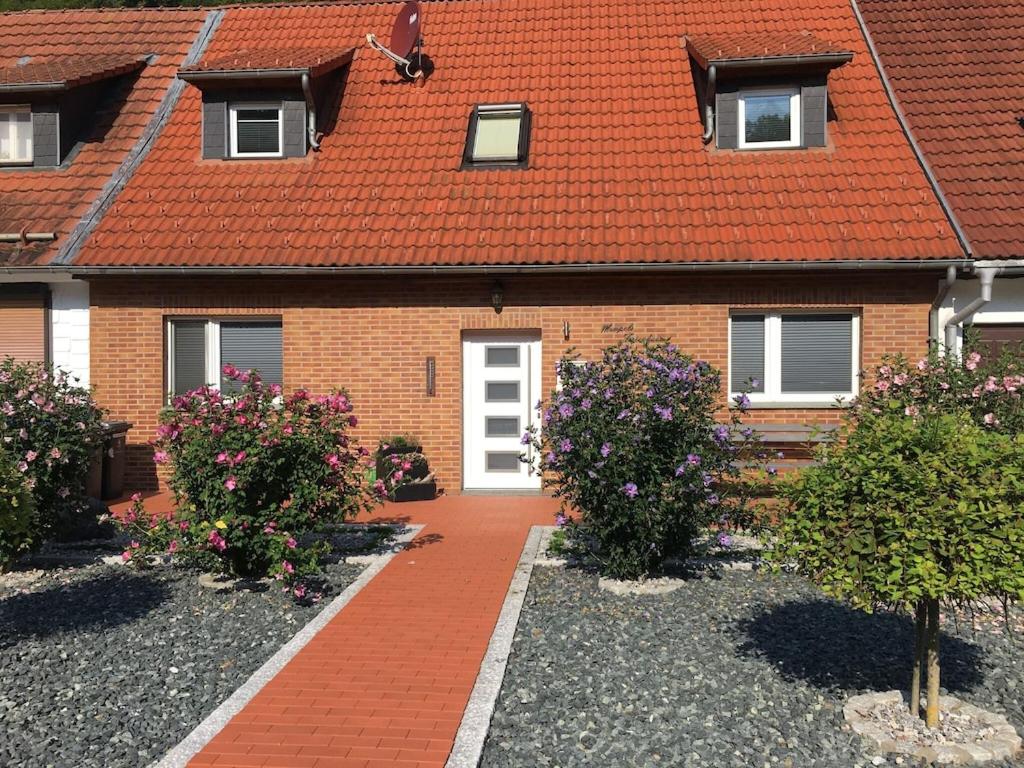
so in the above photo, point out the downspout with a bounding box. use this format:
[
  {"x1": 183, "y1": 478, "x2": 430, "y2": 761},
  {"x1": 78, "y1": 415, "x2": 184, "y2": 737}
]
[
  {"x1": 701, "y1": 64, "x2": 716, "y2": 144},
  {"x1": 943, "y1": 267, "x2": 998, "y2": 354},
  {"x1": 301, "y1": 72, "x2": 321, "y2": 151},
  {"x1": 929, "y1": 265, "x2": 957, "y2": 343}
]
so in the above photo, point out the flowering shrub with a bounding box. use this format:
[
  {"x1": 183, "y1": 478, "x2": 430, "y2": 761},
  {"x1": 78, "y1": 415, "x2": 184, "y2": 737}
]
[
  {"x1": 0, "y1": 444, "x2": 36, "y2": 569},
  {"x1": 856, "y1": 343, "x2": 1024, "y2": 432},
  {"x1": 115, "y1": 366, "x2": 382, "y2": 588},
  {"x1": 0, "y1": 358, "x2": 104, "y2": 537},
  {"x1": 524, "y1": 337, "x2": 763, "y2": 580},
  {"x1": 773, "y1": 409, "x2": 1024, "y2": 725}
]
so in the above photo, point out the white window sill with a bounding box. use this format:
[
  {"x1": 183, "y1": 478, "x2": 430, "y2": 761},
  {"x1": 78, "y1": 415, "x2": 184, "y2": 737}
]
[{"x1": 730, "y1": 399, "x2": 852, "y2": 410}]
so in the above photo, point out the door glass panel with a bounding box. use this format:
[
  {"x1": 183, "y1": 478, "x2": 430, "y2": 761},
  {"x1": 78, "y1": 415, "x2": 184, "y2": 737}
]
[
  {"x1": 485, "y1": 381, "x2": 520, "y2": 402},
  {"x1": 486, "y1": 452, "x2": 521, "y2": 472},
  {"x1": 486, "y1": 416, "x2": 520, "y2": 437},
  {"x1": 485, "y1": 345, "x2": 519, "y2": 367}
]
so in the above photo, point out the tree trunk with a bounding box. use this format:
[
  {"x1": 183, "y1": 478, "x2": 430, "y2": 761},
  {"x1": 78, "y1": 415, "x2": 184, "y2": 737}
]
[
  {"x1": 911, "y1": 600, "x2": 927, "y2": 718},
  {"x1": 926, "y1": 598, "x2": 941, "y2": 728}
]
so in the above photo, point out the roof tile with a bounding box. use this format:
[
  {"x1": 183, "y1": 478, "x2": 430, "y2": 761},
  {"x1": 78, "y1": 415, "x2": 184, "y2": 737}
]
[{"x1": 75, "y1": 0, "x2": 961, "y2": 268}]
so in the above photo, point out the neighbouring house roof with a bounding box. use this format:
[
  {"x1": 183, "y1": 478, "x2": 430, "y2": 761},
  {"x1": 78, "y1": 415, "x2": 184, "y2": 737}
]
[
  {"x1": 858, "y1": 0, "x2": 1024, "y2": 259},
  {"x1": 0, "y1": 8, "x2": 209, "y2": 267},
  {"x1": 685, "y1": 32, "x2": 853, "y2": 69},
  {"x1": 68, "y1": 0, "x2": 964, "y2": 270},
  {"x1": 178, "y1": 46, "x2": 356, "y2": 80},
  {"x1": 0, "y1": 53, "x2": 147, "y2": 93}
]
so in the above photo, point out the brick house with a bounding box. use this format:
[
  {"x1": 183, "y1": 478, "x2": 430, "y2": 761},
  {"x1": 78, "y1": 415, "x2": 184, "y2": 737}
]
[
  {"x1": 2, "y1": 0, "x2": 976, "y2": 493},
  {"x1": 859, "y1": 0, "x2": 1024, "y2": 355}
]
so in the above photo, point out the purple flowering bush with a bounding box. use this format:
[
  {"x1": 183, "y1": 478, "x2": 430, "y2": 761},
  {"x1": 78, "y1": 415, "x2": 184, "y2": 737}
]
[
  {"x1": 0, "y1": 358, "x2": 104, "y2": 538},
  {"x1": 525, "y1": 337, "x2": 761, "y2": 580},
  {"x1": 115, "y1": 366, "x2": 384, "y2": 592},
  {"x1": 0, "y1": 444, "x2": 36, "y2": 569}
]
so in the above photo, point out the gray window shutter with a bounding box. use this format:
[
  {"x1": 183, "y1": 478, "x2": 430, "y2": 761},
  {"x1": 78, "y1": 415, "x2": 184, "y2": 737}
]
[
  {"x1": 201, "y1": 97, "x2": 227, "y2": 159},
  {"x1": 172, "y1": 321, "x2": 207, "y2": 396},
  {"x1": 801, "y1": 76, "x2": 828, "y2": 148},
  {"x1": 220, "y1": 322, "x2": 282, "y2": 392},
  {"x1": 781, "y1": 314, "x2": 853, "y2": 393},
  {"x1": 281, "y1": 99, "x2": 307, "y2": 158},
  {"x1": 730, "y1": 315, "x2": 765, "y2": 392},
  {"x1": 716, "y1": 89, "x2": 739, "y2": 149},
  {"x1": 31, "y1": 104, "x2": 60, "y2": 167}
]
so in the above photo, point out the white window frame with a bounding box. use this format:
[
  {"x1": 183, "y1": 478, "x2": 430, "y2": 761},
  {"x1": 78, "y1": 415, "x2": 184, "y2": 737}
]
[
  {"x1": 737, "y1": 87, "x2": 801, "y2": 150},
  {"x1": 165, "y1": 317, "x2": 281, "y2": 399},
  {"x1": 728, "y1": 310, "x2": 860, "y2": 407},
  {"x1": 468, "y1": 103, "x2": 526, "y2": 163},
  {"x1": 0, "y1": 105, "x2": 33, "y2": 165},
  {"x1": 228, "y1": 103, "x2": 284, "y2": 159}
]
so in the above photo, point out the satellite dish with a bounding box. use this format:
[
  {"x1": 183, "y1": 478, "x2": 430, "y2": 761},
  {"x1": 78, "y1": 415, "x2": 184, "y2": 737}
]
[{"x1": 367, "y1": 0, "x2": 424, "y2": 80}]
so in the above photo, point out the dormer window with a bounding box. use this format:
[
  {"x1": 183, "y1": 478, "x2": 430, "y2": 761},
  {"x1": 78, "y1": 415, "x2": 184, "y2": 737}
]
[
  {"x1": 229, "y1": 104, "x2": 283, "y2": 158},
  {"x1": 463, "y1": 103, "x2": 531, "y2": 169},
  {"x1": 737, "y1": 87, "x2": 800, "y2": 149},
  {"x1": 0, "y1": 106, "x2": 33, "y2": 165}
]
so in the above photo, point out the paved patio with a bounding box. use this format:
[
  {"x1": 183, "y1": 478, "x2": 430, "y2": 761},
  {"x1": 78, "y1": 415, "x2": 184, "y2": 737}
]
[{"x1": 154, "y1": 493, "x2": 560, "y2": 768}]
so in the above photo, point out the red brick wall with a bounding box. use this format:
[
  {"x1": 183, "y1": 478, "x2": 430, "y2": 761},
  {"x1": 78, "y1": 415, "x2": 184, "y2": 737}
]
[{"x1": 87, "y1": 272, "x2": 937, "y2": 493}]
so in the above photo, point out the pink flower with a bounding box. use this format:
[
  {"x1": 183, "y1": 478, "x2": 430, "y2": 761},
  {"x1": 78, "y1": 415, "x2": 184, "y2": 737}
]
[
  {"x1": 984, "y1": 412, "x2": 999, "y2": 426},
  {"x1": 263, "y1": 521, "x2": 278, "y2": 533},
  {"x1": 966, "y1": 352, "x2": 981, "y2": 371},
  {"x1": 893, "y1": 373, "x2": 908, "y2": 386},
  {"x1": 373, "y1": 479, "x2": 387, "y2": 498},
  {"x1": 207, "y1": 529, "x2": 227, "y2": 552},
  {"x1": 325, "y1": 453, "x2": 341, "y2": 468},
  {"x1": 216, "y1": 451, "x2": 229, "y2": 464},
  {"x1": 875, "y1": 379, "x2": 890, "y2": 392},
  {"x1": 153, "y1": 450, "x2": 169, "y2": 465},
  {"x1": 392, "y1": 470, "x2": 404, "y2": 483},
  {"x1": 234, "y1": 451, "x2": 246, "y2": 464},
  {"x1": 16, "y1": 461, "x2": 27, "y2": 473},
  {"x1": 904, "y1": 405, "x2": 920, "y2": 417},
  {"x1": 121, "y1": 550, "x2": 133, "y2": 562},
  {"x1": 293, "y1": 584, "x2": 307, "y2": 600},
  {"x1": 282, "y1": 560, "x2": 295, "y2": 574},
  {"x1": 50, "y1": 447, "x2": 61, "y2": 459},
  {"x1": 224, "y1": 476, "x2": 238, "y2": 491},
  {"x1": 916, "y1": 359, "x2": 929, "y2": 371},
  {"x1": 168, "y1": 540, "x2": 179, "y2": 553},
  {"x1": 985, "y1": 377, "x2": 999, "y2": 393},
  {"x1": 285, "y1": 537, "x2": 297, "y2": 549},
  {"x1": 24, "y1": 450, "x2": 37, "y2": 462}
]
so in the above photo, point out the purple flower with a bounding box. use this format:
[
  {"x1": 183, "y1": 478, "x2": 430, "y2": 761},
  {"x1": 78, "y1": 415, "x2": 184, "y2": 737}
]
[
  {"x1": 687, "y1": 453, "x2": 701, "y2": 466},
  {"x1": 716, "y1": 531, "x2": 732, "y2": 548},
  {"x1": 604, "y1": 388, "x2": 615, "y2": 400},
  {"x1": 674, "y1": 464, "x2": 686, "y2": 477},
  {"x1": 545, "y1": 451, "x2": 557, "y2": 466},
  {"x1": 555, "y1": 513, "x2": 568, "y2": 527},
  {"x1": 654, "y1": 405, "x2": 673, "y2": 420},
  {"x1": 617, "y1": 409, "x2": 631, "y2": 420},
  {"x1": 559, "y1": 403, "x2": 574, "y2": 419},
  {"x1": 622, "y1": 482, "x2": 639, "y2": 498},
  {"x1": 559, "y1": 438, "x2": 573, "y2": 453},
  {"x1": 600, "y1": 442, "x2": 612, "y2": 458},
  {"x1": 767, "y1": 466, "x2": 778, "y2": 476},
  {"x1": 520, "y1": 432, "x2": 532, "y2": 445},
  {"x1": 707, "y1": 493, "x2": 720, "y2": 505},
  {"x1": 713, "y1": 425, "x2": 731, "y2": 445},
  {"x1": 580, "y1": 398, "x2": 592, "y2": 410},
  {"x1": 734, "y1": 393, "x2": 751, "y2": 410}
]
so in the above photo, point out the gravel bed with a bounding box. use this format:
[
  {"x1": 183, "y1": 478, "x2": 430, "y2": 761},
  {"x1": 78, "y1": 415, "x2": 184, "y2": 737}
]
[
  {"x1": 481, "y1": 567, "x2": 1024, "y2": 768},
  {"x1": 0, "y1": 531, "x2": 389, "y2": 768}
]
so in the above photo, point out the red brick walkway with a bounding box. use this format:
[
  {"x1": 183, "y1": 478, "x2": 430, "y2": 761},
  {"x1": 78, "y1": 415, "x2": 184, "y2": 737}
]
[{"x1": 187, "y1": 494, "x2": 558, "y2": 768}]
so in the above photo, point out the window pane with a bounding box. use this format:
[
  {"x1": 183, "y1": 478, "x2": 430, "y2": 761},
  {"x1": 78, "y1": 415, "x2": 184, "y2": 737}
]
[
  {"x1": 486, "y1": 416, "x2": 520, "y2": 437},
  {"x1": 1, "y1": 110, "x2": 32, "y2": 163},
  {"x1": 234, "y1": 110, "x2": 280, "y2": 155},
  {"x1": 221, "y1": 322, "x2": 282, "y2": 392},
  {"x1": 473, "y1": 111, "x2": 521, "y2": 161},
  {"x1": 744, "y1": 93, "x2": 792, "y2": 143},
  {"x1": 485, "y1": 346, "x2": 519, "y2": 367},
  {"x1": 781, "y1": 314, "x2": 853, "y2": 393},
  {"x1": 486, "y1": 452, "x2": 521, "y2": 472},
  {"x1": 730, "y1": 315, "x2": 765, "y2": 393},
  {"x1": 485, "y1": 381, "x2": 520, "y2": 402},
  {"x1": 172, "y1": 321, "x2": 207, "y2": 396}
]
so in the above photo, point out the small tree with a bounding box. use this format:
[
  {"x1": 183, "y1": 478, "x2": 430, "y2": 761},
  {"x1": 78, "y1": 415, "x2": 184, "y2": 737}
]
[
  {"x1": 774, "y1": 408, "x2": 1024, "y2": 726},
  {"x1": 0, "y1": 444, "x2": 36, "y2": 570},
  {"x1": 524, "y1": 336, "x2": 763, "y2": 580}
]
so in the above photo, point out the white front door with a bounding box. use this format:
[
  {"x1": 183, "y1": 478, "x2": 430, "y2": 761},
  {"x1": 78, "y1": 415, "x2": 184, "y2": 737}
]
[{"x1": 462, "y1": 332, "x2": 542, "y2": 491}]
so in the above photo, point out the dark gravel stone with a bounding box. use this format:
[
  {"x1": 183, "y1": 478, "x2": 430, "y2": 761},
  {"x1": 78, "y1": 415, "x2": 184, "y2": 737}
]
[
  {"x1": 0, "y1": 557, "x2": 366, "y2": 768},
  {"x1": 481, "y1": 567, "x2": 1024, "y2": 768}
]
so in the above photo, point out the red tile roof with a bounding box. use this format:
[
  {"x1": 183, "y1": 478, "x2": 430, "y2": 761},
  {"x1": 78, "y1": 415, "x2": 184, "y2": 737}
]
[
  {"x1": 0, "y1": 53, "x2": 146, "y2": 91},
  {"x1": 76, "y1": 0, "x2": 963, "y2": 269},
  {"x1": 858, "y1": 0, "x2": 1024, "y2": 259},
  {"x1": 686, "y1": 32, "x2": 852, "y2": 68},
  {"x1": 180, "y1": 46, "x2": 355, "y2": 78},
  {"x1": 0, "y1": 9, "x2": 207, "y2": 266}
]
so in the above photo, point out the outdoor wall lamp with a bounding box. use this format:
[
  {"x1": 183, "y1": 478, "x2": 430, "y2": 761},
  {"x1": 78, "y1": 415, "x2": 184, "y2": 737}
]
[{"x1": 490, "y1": 280, "x2": 504, "y2": 314}]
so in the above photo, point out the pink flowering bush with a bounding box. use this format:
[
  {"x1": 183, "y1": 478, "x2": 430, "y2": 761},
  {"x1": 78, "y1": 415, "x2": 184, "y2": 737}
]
[
  {"x1": 524, "y1": 337, "x2": 764, "y2": 580},
  {"x1": 0, "y1": 444, "x2": 36, "y2": 569},
  {"x1": 115, "y1": 366, "x2": 382, "y2": 586},
  {"x1": 856, "y1": 343, "x2": 1024, "y2": 432},
  {"x1": 0, "y1": 358, "x2": 104, "y2": 538}
]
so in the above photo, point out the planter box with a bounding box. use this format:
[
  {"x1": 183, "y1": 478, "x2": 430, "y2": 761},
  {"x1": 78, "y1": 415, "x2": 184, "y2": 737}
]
[{"x1": 391, "y1": 479, "x2": 437, "y2": 503}]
